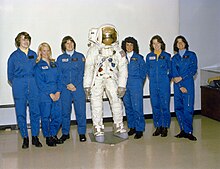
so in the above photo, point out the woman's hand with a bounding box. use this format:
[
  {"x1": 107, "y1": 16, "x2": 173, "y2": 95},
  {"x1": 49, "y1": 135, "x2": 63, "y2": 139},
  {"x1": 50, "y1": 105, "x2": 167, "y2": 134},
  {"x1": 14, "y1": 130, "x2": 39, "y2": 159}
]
[
  {"x1": 50, "y1": 93, "x2": 57, "y2": 101},
  {"x1": 67, "y1": 83, "x2": 76, "y2": 91},
  {"x1": 180, "y1": 87, "x2": 187, "y2": 93},
  {"x1": 173, "y1": 76, "x2": 182, "y2": 83}
]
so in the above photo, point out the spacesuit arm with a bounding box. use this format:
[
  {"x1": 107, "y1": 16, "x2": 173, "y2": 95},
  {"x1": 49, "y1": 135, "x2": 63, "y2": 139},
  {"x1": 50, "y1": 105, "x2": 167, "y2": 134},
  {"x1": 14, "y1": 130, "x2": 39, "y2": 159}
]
[
  {"x1": 83, "y1": 47, "x2": 96, "y2": 88},
  {"x1": 117, "y1": 50, "x2": 128, "y2": 88}
]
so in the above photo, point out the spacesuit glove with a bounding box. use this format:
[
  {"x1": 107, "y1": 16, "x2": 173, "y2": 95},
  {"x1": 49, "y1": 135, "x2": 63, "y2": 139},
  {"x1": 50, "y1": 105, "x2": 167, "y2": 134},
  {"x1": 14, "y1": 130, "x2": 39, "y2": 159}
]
[
  {"x1": 117, "y1": 87, "x2": 126, "y2": 98},
  {"x1": 84, "y1": 87, "x2": 91, "y2": 100}
]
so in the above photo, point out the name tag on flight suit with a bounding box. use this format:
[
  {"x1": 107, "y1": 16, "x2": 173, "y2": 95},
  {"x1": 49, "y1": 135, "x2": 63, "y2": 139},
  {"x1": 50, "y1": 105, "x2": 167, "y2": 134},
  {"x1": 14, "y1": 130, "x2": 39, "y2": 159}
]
[
  {"x1": 131, "y1": 58, "x2": 138, "y2": 61},
  {"x1": 42, "y1": 66, "x2": 49, "y2": 69},
  {"x1": 183, "y1": 55, "x2": 189, "y2": 59},
  {"x1": 28, "y1": 55, "x2": 34, "y2": 59},
  {"x1": 50, "y1": 63, "x2": 57, "y2": 68},
  {"x1": 62, "y1": 58, "x2": 68, "y2": 62},
  {"x1": 159, "y1": 56, "x2": 165, "y2": 59},
  {"x1": 72, "y1": 58, "x2": 78, "y2": 62},
  {"x1": 149, "y1": 56, "x2": 156, "y2": 60}
]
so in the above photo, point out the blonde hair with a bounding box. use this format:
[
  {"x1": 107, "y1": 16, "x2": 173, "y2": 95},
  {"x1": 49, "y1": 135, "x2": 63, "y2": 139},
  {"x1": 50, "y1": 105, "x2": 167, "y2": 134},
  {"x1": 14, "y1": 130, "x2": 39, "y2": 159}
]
[{"x1": 36, "y1": 42, "x2": 54, "y2": 63}]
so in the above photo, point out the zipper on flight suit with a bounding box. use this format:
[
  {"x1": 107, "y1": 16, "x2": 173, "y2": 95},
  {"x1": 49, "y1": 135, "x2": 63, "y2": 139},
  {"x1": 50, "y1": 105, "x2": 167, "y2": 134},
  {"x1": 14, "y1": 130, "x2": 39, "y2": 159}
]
[
  {"x1": 69, "y1": 57, "x2": 72, "y2": 83},
  {"x1": 188, "y1": 95, "x2": 190, "y2": 107}
]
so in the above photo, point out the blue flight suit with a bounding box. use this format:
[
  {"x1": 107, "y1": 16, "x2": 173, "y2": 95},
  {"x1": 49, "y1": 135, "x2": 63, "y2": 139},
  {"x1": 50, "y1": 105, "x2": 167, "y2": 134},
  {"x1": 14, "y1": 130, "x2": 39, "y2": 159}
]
[
  {"x1": 172, "y1": 50, "x2": 197, "y2": 134},
  {"x1": 123, "y1": 52, "x2": 146, "y2": 132},
  {"x1": 57, "y1": 51, "x2": 86, "y2": 135},
  {"x1": 34, "y1": 59, "x2": 62, "y2": 137},
  {"x1": 146, "y1": 51, "x2": 171, "y2": 128},
  {"x1": 7, "y1": 48, "x2": 40, "y2": 138}
]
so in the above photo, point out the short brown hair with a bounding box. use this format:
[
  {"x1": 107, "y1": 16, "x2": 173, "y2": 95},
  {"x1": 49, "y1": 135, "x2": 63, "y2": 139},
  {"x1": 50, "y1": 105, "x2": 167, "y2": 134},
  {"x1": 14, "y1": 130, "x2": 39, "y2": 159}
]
[
  {"x1": 15, "y1": 32, "x2": 31, "y2": 47},
  {"x1": 61, "y1": 36, "x2": 76, "y2": 53}
]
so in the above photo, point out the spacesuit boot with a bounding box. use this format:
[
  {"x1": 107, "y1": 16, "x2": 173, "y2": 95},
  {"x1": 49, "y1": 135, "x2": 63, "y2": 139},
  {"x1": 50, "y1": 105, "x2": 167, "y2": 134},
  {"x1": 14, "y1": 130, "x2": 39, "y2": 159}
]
[
  {"x1": 113, "y1": 123, "x2": 128, "y2": 139},
  {"x1": 93, "y1": 125, "x2": 105, "y2": 143}
]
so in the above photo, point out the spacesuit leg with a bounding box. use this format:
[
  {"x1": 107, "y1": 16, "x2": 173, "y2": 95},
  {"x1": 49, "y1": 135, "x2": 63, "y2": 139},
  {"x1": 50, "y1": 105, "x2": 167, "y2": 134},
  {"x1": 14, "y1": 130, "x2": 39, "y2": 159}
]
[
  {"x1": 105, "y1": 78, "x2": 128, "y2": 139},
  {"x1": 90, "y1": 78, "x2": 105, "y2": 142}
]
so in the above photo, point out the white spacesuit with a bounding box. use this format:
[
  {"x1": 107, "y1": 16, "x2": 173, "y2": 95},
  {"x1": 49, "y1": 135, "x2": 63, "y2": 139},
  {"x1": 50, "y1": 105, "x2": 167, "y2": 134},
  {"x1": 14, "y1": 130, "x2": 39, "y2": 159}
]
[{"x1": 84, "y1": 24, "x2": 128, "y2": 142}]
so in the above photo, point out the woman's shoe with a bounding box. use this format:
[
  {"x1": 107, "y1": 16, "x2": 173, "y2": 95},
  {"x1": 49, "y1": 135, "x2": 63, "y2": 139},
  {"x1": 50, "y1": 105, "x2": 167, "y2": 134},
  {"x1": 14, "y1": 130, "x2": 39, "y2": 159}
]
[
  {"x1": 134, "y1": 131, "x2": 143, "y2": 139},
  {"x1": 161, "y1": 127, "x2": 168, "y2": 137},
  {"x1": 152, "y1": 127, "x2": 162, "y2": 136}
]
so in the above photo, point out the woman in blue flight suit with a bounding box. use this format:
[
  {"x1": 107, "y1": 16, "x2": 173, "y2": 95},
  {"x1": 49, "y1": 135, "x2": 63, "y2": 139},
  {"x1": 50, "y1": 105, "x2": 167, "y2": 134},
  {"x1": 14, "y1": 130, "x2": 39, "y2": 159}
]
[
  {"x1": 7, "y1": 32, "x2": 42, "y2": 149},
  {"x1": 57, "y1": 36, "x2": 86, "y2": 142},
  {"x1": 121, "y1": 37, "x2": 146, "y2": 139},
  {"x1": 172, "y1": 35, "x2": 197, "y2": 141},
  {"x1": 146, "y1": 35, "x2": 171, "y2": 137},
  {"x1": 35, "y1": 42, "x2": 63, "y2": 146}
]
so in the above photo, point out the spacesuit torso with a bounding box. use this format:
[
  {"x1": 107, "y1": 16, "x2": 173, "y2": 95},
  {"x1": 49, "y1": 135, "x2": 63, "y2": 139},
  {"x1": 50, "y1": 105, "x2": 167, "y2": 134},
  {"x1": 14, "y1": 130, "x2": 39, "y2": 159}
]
[{"x1": 84, "y1": 44, "x2": 127, "y2": 89}]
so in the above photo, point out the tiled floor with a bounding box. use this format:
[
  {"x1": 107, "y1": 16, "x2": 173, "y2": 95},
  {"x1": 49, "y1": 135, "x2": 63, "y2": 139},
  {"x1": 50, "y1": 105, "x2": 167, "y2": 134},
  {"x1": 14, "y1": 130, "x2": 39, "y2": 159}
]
[{"x1": 0, "y1": 115, "x2": 220, "y2": 169}]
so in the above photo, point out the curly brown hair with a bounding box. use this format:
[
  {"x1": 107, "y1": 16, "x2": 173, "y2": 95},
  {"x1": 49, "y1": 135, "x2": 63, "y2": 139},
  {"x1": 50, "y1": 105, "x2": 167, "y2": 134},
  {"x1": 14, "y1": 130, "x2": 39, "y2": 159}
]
[{"x1": 121, "y1": 37, "x2": 139, "y2": 54}]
